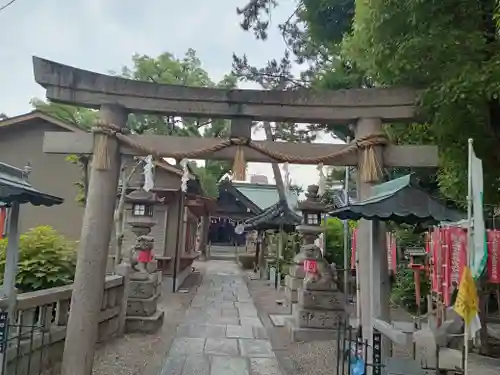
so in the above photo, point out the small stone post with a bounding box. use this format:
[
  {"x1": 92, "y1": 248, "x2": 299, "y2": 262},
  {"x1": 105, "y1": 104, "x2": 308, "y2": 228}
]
[
  {"x1": 124, "y1": 188, "x2": 164, "y2": 333},
  {"x1": 61, "y1": 104, "x2": 126, "y2": 375}
]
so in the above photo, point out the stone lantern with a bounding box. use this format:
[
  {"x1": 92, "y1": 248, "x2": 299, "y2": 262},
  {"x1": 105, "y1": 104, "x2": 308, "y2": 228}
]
[
  {"x1": 284, "y1": 184, "x2": 346, "y2": 342},
  {"x1": 125, "y1": 188, "x2": 157, "y2": 276},
  {"x1": 284, "y1": 184, "x2": 328, "y2": 304},
  {"x1": 296, "y1": 184, "x2": 328, "y2": 245},
  {"x1": 123, "y1": 187, "x2": 164, "y2": 333}
]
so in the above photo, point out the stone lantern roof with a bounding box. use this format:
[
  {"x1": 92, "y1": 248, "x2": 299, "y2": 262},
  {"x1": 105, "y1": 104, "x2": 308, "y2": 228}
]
[
  {"x1": 297, "y1": 185, "x2": 328, "y2": 213},
  {"x1": 125, "y1": 188, "x2": 156, "y2": 204}
]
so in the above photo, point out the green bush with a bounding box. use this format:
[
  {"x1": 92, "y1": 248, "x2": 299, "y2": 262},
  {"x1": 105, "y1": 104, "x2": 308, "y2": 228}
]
[
  {"x1": 390, "y1": 265, "x2": 430, "y2": 313},
  {"x1": 0, "y1": 226, "x2": 77, "y2": 293},
  {"x1": 324, "y1": 217, "x2": 351, "y2": 266}
]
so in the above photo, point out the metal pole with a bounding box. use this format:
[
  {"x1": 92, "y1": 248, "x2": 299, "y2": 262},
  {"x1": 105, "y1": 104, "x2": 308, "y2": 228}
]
[
  {"x1": 464, "y1": 138, "x2": 474, "y2": 375},
  {"x1": 2, "y1": 202, "x2": 20, "y2": 320},
  {"x1": 343, "y1": 136, "x2": 351, "y2": 306}
]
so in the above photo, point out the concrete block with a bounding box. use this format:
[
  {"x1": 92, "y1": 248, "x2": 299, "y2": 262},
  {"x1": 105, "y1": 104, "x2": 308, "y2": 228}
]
[
  {"x1": 413, "y1": 328, "x2": 437, "y2": 369},
  {"x1": 125, "y1": 310, "x2": 164, "y2": 333},
  {"x1": 298, "y1": 289, "x2": 344, "y2": 310}
]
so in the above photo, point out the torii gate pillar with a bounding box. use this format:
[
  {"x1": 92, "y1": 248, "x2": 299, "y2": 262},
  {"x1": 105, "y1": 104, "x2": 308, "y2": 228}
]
[
  {"x1": 355, "y1": 118, "x2": 391, "y2": 362},
  {"x1": 61, "y1": 104, "x2": 127, "y2": 375}
]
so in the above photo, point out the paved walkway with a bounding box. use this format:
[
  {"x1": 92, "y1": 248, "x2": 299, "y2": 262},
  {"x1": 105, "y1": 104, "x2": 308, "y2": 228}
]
[{"x1": 159, "y1": 261, "x2": 283, "y2": 375}]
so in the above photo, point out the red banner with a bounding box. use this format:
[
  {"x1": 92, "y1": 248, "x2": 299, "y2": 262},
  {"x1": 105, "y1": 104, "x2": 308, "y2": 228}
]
[
  {"x1": 0, "y1": 207, "x2": 6, "y2": 238},
  {"x1": 351, "y1": 229, "x2": 357, "y2": 269},
  {"x1": 427, "y1": 227, "x2": 500, "y2": 305},
  {"x1": 427, "y1": 227, "x2": 467, "y2": 305},
  {"x1": 488, "y1": 230, "x2": 500, "y2": 283},
  {"x1": 350, "y1": 228, "x2": 397, "y2": 271}
]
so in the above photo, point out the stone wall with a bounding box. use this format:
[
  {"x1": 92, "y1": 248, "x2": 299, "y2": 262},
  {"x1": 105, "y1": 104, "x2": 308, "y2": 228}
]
[{"x1": 0, "y1": 275, "x2": 126, "y2": 375}]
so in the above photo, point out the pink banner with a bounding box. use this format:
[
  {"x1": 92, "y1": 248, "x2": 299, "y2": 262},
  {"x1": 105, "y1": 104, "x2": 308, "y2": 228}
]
[
  {"x1": 350, "y1": 228, "x2": 397, "y2": 271},
  {"x1": 351, "y1": 230, "x2": 357, "y2": 269},
  {"x1": 428, "y1": 227, "x2": 500, "y2": 304},
  {"x1": 0, "y1": 207, "x2": 7, "y2": 238},
  {"x1": 488, "y1": 230, "x2": 500, "y2": 283}
]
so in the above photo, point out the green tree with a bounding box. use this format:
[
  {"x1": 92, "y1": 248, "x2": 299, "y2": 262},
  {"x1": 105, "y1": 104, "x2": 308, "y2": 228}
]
[
  {"x1": 31, "y1": 98, "x2": 98, "y2": 130},
  {"x1": 342, "y1": 0, "x2": 500, "y2": 206}
]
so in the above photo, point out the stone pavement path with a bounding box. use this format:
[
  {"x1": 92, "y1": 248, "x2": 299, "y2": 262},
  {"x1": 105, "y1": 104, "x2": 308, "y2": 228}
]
[{"x1": 159, "y1": 261, "x2": 283, "y2": 375}]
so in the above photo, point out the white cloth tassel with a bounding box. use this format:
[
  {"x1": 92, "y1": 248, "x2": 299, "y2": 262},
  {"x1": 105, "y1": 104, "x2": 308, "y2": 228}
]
[
  {"x1": 317, "y1": 163, "x2": 326, "y2": 196},
  {"x1": 142, "y1": 155, "x2": 155, "y2": 192},
  {"x1": 180, "y1": 158, "x2": 189, "y2": 193}
]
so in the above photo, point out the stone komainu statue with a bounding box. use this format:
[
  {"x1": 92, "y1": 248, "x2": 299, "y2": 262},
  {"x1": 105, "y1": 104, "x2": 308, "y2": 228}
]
[
  {"x1": 294, "y1": 243, "x2": 343, "y2": 291},
  {"x1": 130, "y1": 235, "x2": 154, "y2": 273}
]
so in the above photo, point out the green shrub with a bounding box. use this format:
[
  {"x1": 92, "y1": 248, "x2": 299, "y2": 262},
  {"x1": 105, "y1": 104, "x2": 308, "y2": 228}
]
[
  {"x1": 0, "y1": 226, "x2": 77, "y2": 293},
  {"x1": 324, "y1": 217, "x2": 349, "y2": 266},
  {"x1": 390, "y1": 265, "x2": 430, "y2": 313}
]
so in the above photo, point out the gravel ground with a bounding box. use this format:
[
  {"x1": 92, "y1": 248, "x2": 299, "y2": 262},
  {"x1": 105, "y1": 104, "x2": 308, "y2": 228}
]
[{"x1": 92, "y1": 265, "x2": 204, "y2": 375}]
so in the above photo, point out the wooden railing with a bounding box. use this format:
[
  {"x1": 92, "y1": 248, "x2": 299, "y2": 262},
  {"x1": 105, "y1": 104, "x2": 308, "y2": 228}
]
[{"x1": 0, "y1": 275, "x2": 125, "y2": 375}]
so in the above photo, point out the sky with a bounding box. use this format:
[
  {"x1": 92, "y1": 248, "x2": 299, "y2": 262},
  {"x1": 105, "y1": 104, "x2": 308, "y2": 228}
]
[{"x1": 0, "y1": 0, "x2": 343, "y2": 190}]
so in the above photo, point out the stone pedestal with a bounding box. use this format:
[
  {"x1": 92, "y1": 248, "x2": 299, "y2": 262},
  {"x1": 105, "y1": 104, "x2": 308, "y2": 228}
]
[
  {"x1": 286, "y1": 252, "x2": 346, "y2": 342},
  {"x1": 287, "y1": 284, "x2": 346, "y2": 342},
  {"x1": 125, "y1": 272, "x2": 164, "y2": 333}
]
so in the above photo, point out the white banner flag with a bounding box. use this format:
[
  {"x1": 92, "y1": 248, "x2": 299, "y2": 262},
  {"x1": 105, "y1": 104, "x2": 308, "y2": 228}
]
[{"x1": 469, "y1": 141, "x2": 488, "y2": 279}]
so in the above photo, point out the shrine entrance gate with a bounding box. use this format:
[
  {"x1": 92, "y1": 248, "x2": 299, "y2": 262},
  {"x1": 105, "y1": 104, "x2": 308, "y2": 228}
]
[{"x1": 33, "y1": 56, "x2": 438, "y2": 375}]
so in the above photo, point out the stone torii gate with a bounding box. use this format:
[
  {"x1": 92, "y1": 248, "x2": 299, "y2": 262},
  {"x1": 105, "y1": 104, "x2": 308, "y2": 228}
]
[{"x1": 33, "y1": 57, "x2": 438, "y2": 375}]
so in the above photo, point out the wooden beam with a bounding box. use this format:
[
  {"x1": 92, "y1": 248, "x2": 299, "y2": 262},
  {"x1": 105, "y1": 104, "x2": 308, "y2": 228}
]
[
  {"x1": 33, "y1": 57, "x2": 418, "y2": 123},
  {"x1": 43, "y1": 132, "x2": 439, "y2": 167}
]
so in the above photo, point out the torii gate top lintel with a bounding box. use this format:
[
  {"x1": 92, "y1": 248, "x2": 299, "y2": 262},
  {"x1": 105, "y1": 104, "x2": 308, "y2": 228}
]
[
  {"x1": 33, "y1": 56, "x2": 417, "y2": 123},
  {"x1": 35, "y1": 57, "x2": 437, "y2": 169}
]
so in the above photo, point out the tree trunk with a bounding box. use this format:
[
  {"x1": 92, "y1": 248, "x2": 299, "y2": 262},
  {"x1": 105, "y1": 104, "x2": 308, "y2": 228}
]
[{"x1": 262, "y1": 122, "x2": 287, "y2": 201}]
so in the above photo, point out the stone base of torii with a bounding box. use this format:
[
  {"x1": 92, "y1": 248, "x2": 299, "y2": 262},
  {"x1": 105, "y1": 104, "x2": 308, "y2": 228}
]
[{"x1": 32, "y1": 56, "x2": 438, "y2": 375}]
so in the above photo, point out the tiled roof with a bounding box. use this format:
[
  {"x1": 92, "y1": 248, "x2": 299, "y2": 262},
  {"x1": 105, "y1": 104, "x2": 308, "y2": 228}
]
[
  {"x1": 232, "y1": 182, "x2": 299, "y2": 211},
  {"x1": 0, "y1": 163, "x2": 63, "y2": 206}
]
